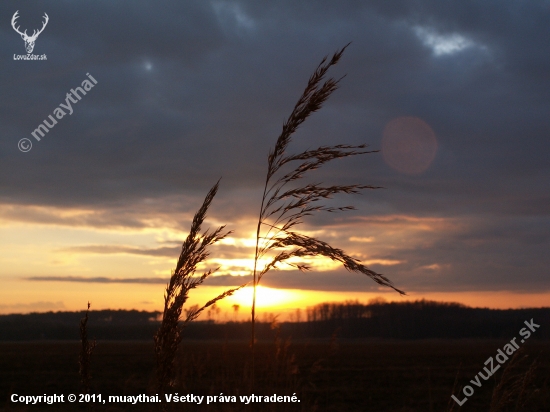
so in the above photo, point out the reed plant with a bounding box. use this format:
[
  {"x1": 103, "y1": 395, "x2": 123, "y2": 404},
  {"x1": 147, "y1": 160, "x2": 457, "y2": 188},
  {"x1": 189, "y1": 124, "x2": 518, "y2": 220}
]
[
  {"x1": 489, "y1": 350, "x2": 538, "y2": 412},
  {"x1": 446, "y1": 350, "x2": 540, "y2": 412},
  {"x1": 78, "y1": 302, "x2": 96, "y2": 395},
  {"x1": 154, "y1": 181, "x2": 246, "y2": 395},
  {"x1": 249, "y1": 44, "x2": 405, "y2": 372}
]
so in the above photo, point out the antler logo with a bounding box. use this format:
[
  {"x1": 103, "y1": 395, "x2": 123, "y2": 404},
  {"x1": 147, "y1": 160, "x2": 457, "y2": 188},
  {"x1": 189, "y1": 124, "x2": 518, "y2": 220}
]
[{"x1": 11, "y1": 11, "x2": 49, "y2": 54}]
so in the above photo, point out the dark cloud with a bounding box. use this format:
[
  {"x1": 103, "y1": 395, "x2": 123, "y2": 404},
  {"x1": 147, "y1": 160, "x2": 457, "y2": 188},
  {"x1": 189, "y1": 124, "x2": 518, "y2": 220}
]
[
  {"x1": 0, "y1": 301, "x2": 66, "y2": 314},
  {"x1": 24, "y1": 275, "x2": 249, "y2": 287},
  {"x1": 1, "y1": 0, "x2": 549, "y2": 294},
  {"x1": 26, "y1": 276, "x2": 167, "y2": 284},
  {"x1": 22, "y1": 270, "x2": 391, "y2": 292},
  {"x1": 58, "y1": 242, "x2": 253, "y2": 260},
  {"x1": 60, "y1": 245, "x2": 180, "y2": 258}
]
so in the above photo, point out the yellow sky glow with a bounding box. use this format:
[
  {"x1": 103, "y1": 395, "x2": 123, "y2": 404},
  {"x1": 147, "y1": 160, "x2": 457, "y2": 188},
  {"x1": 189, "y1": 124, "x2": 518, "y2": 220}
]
[{"x1": 1, "y1": 207, "x2": 548, "y2": 317}]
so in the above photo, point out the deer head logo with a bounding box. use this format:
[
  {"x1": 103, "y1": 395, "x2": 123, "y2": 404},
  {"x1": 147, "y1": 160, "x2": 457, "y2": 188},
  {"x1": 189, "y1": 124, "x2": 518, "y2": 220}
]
[{"x1": 11, "y1": 11, "x2": 49, "y2": 54}]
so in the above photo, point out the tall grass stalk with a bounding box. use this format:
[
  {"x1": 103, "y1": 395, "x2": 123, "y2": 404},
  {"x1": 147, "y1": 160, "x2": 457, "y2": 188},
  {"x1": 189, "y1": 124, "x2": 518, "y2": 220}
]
[
  {"x1": 250, "y1": 44, "x2": 405, "y2": 378},
  {"x1": 154, "y1": 181, "x2": 246, "y2": 395},
  {"x1": 78, "y1": 302, "x2": 96, "y2": 395}
]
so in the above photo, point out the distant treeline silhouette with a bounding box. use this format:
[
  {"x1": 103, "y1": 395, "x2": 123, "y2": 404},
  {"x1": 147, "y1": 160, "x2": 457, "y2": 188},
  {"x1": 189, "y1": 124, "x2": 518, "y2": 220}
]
[
  {"x1": 301, "y1": 299, "x2": 550, "y2": 339},
  {"x1": 0, "y1": 300, "x2": 548, "y2": 341}
]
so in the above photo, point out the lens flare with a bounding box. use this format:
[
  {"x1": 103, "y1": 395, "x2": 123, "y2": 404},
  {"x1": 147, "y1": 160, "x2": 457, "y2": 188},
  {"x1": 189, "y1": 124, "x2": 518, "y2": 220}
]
[{"x1": 382, "y1": 116, "x2": 437, "y2": 174}]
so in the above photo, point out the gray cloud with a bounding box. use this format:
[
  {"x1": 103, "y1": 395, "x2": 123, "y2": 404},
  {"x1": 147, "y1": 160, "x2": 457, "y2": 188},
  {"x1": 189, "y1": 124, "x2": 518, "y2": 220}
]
[
  {"x1": 1, "y1": 0, "x2": 549, "y2": 295},
  {"x1": 21, "y1": 272, "x2": 396, "y2": 292},
  {"x1": 0, "y1": 301, "x2": 66, "y2": 314},
  {"x1": 24, "y1": 275, "x2": 249, "y2": 287},
  {"x1": 56, "y1": 242, "x2": 254, "y2": 262},
  {"x1": 26, "y1": 276, "x2": 168, "y2": 284},
  {"x1": 60, "y1": 245, "x2": 181, "y2": 258}
]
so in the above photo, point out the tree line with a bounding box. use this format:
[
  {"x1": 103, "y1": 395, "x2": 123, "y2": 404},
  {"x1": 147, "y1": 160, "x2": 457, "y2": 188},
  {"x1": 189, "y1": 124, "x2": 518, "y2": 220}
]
[{"x1": 0, "y1": 300, "x2": 548, "y2": 340}]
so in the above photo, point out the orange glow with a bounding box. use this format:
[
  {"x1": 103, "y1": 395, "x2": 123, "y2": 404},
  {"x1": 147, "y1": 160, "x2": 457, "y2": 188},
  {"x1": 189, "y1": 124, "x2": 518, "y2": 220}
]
[
  {"x1": 1, "y1": 206, "x2": 548, "y2": 320},
  {"x1": 2, "y1": 272, "x2": 548, "y2": 322},
  {"x1": 228, "y1": 285, "x2": 299, "y2": 309}
]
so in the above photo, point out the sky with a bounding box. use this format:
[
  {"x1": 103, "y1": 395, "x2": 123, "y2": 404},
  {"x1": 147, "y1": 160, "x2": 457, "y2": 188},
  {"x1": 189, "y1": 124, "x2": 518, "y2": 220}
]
[{"x1": 0, "y1": 1, "x2": 549, "y2": 318}]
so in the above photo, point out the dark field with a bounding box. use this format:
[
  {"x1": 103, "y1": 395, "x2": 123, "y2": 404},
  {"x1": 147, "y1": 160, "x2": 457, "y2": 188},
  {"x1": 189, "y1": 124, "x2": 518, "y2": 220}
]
[{"x1": 0, "y1": 339, "x2": 548, "y2": 412}]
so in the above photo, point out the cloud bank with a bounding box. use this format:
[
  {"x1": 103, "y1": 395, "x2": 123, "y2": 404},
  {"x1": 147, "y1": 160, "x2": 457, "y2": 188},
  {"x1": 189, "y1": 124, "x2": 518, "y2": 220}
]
[{"x1": 1, "y1": 0, "x2": 548, "y2": 296}]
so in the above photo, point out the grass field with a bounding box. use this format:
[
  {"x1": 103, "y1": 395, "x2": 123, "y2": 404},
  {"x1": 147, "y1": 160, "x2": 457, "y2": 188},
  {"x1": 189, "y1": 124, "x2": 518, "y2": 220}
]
[{"x1": 1, "y1": 339, "x2": 548, "y2": 411}]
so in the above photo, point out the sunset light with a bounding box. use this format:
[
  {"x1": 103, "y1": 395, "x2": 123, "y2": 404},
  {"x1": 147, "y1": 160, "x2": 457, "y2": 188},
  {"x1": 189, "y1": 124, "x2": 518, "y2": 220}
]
[
  {"x1": 228, "y1": 285, "x2": 300, "y2": 310},
  {"x1": 3, "y1": 2, "x2": 548, "y2": 409}
]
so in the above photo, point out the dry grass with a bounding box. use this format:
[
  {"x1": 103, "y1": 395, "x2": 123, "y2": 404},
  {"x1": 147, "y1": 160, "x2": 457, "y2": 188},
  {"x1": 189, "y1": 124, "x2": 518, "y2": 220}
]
[
  {"x1": 78, "y1": 301, "x2": 96, "y2": 395},
  {"x1": 249, "y1": 44, "x2": 405, "y2": 374},
  {"x1": 445, "y1": 348, "x2": 542, "y2": 412},
  {"x1": 69, "y1": 45, "x2": 406, "y2": 399},
  {"x1": 66, "y1": 47, "x2": 547, "y2": 412},
  {"x1": 489, "y1": 349, "x2": 538, "y2": 412},
  {"x1": 153, "y1": 181, "x2": 247, "y2": 395},
  {"x1": 2, "y1": 338, "x2": 547, "y2": 411}
]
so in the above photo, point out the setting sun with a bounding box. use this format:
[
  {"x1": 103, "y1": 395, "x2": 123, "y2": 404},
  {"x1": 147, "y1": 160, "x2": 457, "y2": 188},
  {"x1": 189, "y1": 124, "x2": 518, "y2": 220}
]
[
  {"x1": 228, "y1": 285, "x2": 300, "y2": 309},
  {"x1": 3, "y1": 2, "x2": 549, "y2": 410}
]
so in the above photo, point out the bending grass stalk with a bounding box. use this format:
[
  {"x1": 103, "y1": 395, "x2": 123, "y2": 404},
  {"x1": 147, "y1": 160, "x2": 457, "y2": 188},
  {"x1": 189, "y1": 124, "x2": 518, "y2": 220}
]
[
  {"x1": 250, "y1": 43, "x2": 405, "y2": 380},
  {"x1": 79, "y1": 302, "x2": 96, "y2": 395},
  {"x1": 154, "y1": 180, "x2": 247, "y2": 395}
]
